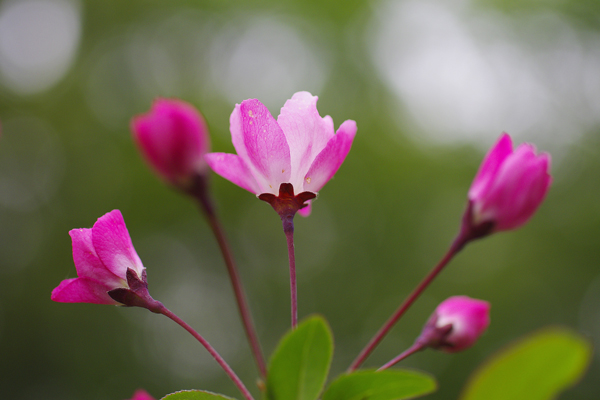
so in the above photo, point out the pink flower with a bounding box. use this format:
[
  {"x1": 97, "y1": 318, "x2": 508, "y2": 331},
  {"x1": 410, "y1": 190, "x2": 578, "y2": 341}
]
[
  {"x1": 131, "y1": 98, "x2": 210, "y2": 189},
  {"x1": 466, "y1": 133, "x2": 551, "y2": 234},
  {"x1": 418, "y1": 296, "x2": 490, "y2": 353},
  {"x1": 205, "y1": 91, "x2": 356, "y2": 216},
  {"x1": 51, "y1": 210, "x2": 147, "y2": 306},
  {"x1": 127, "y1": 389, "x2": 156, "y2": 400}
]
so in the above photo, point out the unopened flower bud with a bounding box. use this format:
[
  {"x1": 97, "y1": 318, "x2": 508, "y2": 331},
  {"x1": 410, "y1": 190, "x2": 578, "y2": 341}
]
[
  {"x1": 131, "y1": 98, "x2": 210, "y2": 190},
  {"x1": 127, "y1": 389, "x2": 155, "y2": 400},
  {"x1": 463, "y1": 133, "x2": 551, "y2": 239},
  {"x1": 417, "y1": 296, "x2": 490, "y2": 353}
]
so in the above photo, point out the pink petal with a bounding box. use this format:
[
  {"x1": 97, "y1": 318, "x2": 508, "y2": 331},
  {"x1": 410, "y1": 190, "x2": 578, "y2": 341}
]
[
  {"x1": 69, "y1": 228, "x2": 124, "y2": 287},
  {"x1": 468, "y1": 133, "x2": 513, "y2": 201},
  {"x1": 51, "y1": 277, "x2": 119, "y2": 305},
  {"x1": 303, "y1": 119, "x2": 356, "y2": 193},
  {"x1": 229, "y1": 103, "x2": 253, "y2": 169},
  {"x1": 516, "y1": 153, "x2": 551, "y2": 219},
  {"x1": 491, "y1": 150, "x2": 551, "y2": 230},
  {"x1": 277, "y1": 92, "x2": 335, "y2": 189},
  {"x1": 205, "y1": 152, "x2": 261, "y2": 194},
  {"x1": 481, "y1": 145, "x2": 537, "y2": 210},
  {"x1": 91, "y1": 210, "x2": 145, "y2": 280},
  {"x1": 239, "y1": 99, "x2": 291, "y2": 193},
  {"x1": 131, "y1": 98, "x2": 209, "y2": 184},
  {"x1": 297, "y1": 200, "x2": 312, "y2": 217}
]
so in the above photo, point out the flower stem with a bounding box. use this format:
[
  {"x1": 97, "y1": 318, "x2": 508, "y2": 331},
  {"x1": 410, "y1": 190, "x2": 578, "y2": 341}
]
[
  {"x1": 188, "y1": 174, "x2": 267, "y2": 378},
  {"x1": 258, "y1": 184, "x2": 314, "y2": 330},
  {"x1": 348, "y1": 234, "x2": 469, "y2": 371},
  {"x1": 283, "y1": 215, "x2": 298, "y2": 329},
  {"x1": 157, "y1": 305, "x2": 255, "y2": 400},
  {"x1": 378, "y1": 342, "x2": 426, "y2": 370}
]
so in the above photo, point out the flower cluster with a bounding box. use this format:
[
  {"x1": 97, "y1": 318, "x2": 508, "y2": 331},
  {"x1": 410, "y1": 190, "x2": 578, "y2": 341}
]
[{"x1": 52, "y1": 91, "x2": 551, "y2": 400}]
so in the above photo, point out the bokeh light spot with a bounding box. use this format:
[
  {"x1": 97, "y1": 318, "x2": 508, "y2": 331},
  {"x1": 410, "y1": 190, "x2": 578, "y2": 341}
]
[
  {"x1": 0, "y1": 0, "x2": 81, "y2": 95},
  {"x1": 369, "y1": 0, "x2": 600, "y2": 156},
  {"x1": 209, "y1": 15, "x2": 329, "y2": 111}
]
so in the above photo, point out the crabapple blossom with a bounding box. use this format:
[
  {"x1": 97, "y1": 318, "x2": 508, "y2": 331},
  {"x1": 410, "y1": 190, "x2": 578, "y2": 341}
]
[
  {"x1": 205, "y1": 91, "x2": 356, "y2": 216},
  {"x1": 51, "y1": 210, "x2": 157, "y2": 310}
]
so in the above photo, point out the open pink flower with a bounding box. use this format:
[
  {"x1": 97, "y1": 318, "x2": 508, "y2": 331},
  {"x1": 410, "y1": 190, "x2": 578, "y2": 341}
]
[
  {"x1": 131, "y1": 98, "x2": 210, "y2": 188},
  {"x1": 205, "y1": 91, "x2": 356, "y2": 216},
  {"x1": 418, "y1": 296, "x2": 490, "y2": 353},
  {"x1": 51, "y1": 210, "x2": 146, "y2": 305},
  {"x1": 127, "y1": 389, "x2": 155, "y2": 400},
  {"x1": 466, "y1": 133, "x2": 551, "y2": 235}
]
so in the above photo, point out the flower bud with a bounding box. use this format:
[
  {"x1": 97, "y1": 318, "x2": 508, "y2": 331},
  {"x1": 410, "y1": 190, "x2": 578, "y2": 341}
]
[
  {"x1": 131, "y1": 98, "x2": 210, "y2": 189},
  {"x1": 127, "y1": 389, "x2": 155, "y2": 400},
  {"x1": 465, "y1": 133, "x2": 551, "y2": 237},
  {"x1": 417, "y1": 296, "x2": 490, "y2": 353}
]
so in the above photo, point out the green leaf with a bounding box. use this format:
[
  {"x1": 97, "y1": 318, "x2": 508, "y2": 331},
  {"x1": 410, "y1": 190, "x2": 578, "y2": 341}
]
[
  {"x1": 322, "y1": 369, "x2": 437, "y2": 400},
  {"x1": 460, "y1": 327, "x2": 592, "y2": 400},
  {"x1": 266, "y1": 315, "x2": 334, "y2": 400},
  {"x1": 160, "y1": 390, "x2": 236, "y2": 400}
]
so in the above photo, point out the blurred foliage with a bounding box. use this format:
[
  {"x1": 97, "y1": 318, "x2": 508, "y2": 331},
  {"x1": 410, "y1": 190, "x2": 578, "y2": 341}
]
[
  {"x1": 323, "y1": 370, "x2": 437, "y2": 400},
  {"x1": 0, "y1": 0, "x2": 599, "y2": 399},
  {"x1": 460, "y1": 327, "x2": 592, "y2": 400}
]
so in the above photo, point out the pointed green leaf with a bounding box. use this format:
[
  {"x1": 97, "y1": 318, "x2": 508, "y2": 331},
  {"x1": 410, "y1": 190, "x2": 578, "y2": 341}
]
[
  {"x1": 266, "y1": 315, "x2": 334, "y2": 400},
  {"x1": 322, "y1": 369, "x2": 437, "y2": 400},
  {"x1": 460, "y1": 327, "x2": 592, "y2": 400},
  {"x1": 161, "y1": 390, "x2": 236, "y2": 400}
]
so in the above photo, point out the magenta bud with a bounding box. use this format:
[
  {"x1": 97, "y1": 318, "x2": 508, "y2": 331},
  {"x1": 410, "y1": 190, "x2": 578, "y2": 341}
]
[
  {"x1": 127, "y1": 389, "x2": 155, "y2": 400},
  {"x1": 464, "y1": 133, "x2": 551, "y2": 238},
  {"x1": 417, "y1": 296, "x2": 490, "y2": 353},
  {"x1": 131, "y1": 98, "x2": 210, "y2": 189}
]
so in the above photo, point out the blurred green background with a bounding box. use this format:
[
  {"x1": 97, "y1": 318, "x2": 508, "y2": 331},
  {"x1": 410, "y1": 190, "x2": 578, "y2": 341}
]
[{"x1": 1, "y1": 0, "x2": 599, "y2": 399}]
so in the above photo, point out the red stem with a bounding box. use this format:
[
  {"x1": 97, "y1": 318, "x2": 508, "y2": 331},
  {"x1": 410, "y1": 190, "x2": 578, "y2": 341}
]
[
  {"x1": 284, "y1": 225, "x2": 298, "y2": 329},
  {"x1": 158, "y1": 305, "x2": 255, "y2": 400},
  {"x1": 378, "y1": 342, "x2": 426, "y2": 370},
  {"x1": 257, "y1": 183, "x2": 312, "y2": 330},
  {"x1": 190, "y1": 177, "x2": 267, "y2": 377},
  {"x1": 348, "y1": 235, "x2": 468, "y2": 371}
]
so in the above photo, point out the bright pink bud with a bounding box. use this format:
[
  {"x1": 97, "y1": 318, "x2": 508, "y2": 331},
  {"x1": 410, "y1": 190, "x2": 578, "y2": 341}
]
[
  {"x1": 127, "y1": 389, "x2": 156, "y2": 400},
  {"x1": 418, "y1": 296, "x2": 490, "y2": 353},
  {"x1": 131, "y1": 98, "x2": 210, "y2": 189},
  {"x1": 205, "y1": 91, "x2": 356, "y2": 216},
  {"x1": 466, "y1": 133, "x2": 551, "y2": 235},
  {"x1": 51, "y1": 210, "x2": 147, "y2": 306}
]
